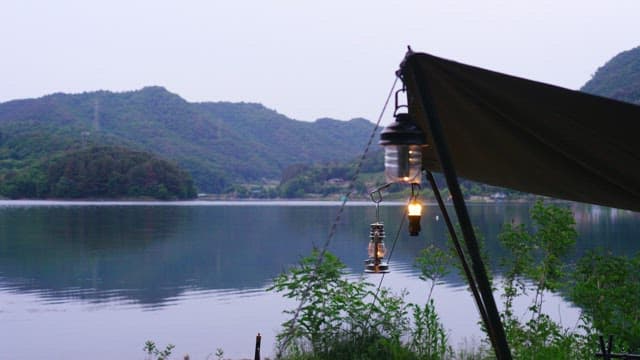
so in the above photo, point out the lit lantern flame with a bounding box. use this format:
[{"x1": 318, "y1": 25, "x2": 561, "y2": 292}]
[
  {"x1": 408, "y1": 201, "x2": 422, "y2": 216},
  {"x1": 368, "y1": 240, "x2": 386, "y2": 259}
]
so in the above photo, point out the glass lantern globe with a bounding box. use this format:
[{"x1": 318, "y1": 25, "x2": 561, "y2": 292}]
[{"x1": 379, "y1": 113, "x2": 426, "y2": 184}]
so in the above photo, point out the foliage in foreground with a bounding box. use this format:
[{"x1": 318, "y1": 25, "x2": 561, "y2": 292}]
[
  {"x1": 497, "y1": 200, "x2": 640, "y2": 357},
  {"x1": 268, "y1": 249, "x2": 451, "y2": 359},
  {"x1": 144, "y1": 340, "x2": 175, "y2": 360},
  {"x1": 270, "y1": 200, "x2": 640, "y2": 359},
  {"x1": 570, "y1": 250, "x2": 640, "y2": 353},
  {"x1": 497, "y1": 200, "x2": 592, "y2": 359}
]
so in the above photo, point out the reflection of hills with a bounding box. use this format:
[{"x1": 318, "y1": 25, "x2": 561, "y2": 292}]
[
  {"x1": 0, "y1": 205, "x2": 191, "y2": 307},
  {"x1": 0, "y1": 204, "x2": 349, "y2": 307},
  {"x1": 1, "y1": 202, "x2": 639, "y2": 308}
]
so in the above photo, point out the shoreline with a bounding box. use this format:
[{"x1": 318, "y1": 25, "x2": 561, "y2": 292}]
[{"x1": 0, "y1": 197, "x2": 557, "y2": 207}]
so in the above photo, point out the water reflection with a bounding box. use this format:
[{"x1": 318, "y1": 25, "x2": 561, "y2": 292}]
[{"x1": 1, "y1": 201, "x2": 639, "y2": 309}]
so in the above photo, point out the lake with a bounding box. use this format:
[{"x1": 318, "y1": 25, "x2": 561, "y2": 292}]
[{"x1": 1, "y1": 200, "x2": 639, "y2": 359}]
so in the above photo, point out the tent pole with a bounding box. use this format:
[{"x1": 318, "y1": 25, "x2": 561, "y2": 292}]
[
  {"x1": 425, "y1": 170, "x2": 491, "y2": 334},
  {"x1": 403, "y1": 58, "x2": 512, "y2": 359}
]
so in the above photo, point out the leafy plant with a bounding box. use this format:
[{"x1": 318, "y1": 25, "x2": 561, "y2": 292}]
[
  {"x1": 269, "y1": 248, "x2": 454, "y2": 359},
  {"x1": 570, "y1": 250, "x2": 640, "y2": 353},
  {"x1": 409, "y1": 245, "x2": 452, "y2": 359},
  {"x1": 144, "y1": 340, "x2": 175, "y2": 360},
  {"x1": 497, "y1": 200, "x2": 591, "y2": 358},
  {"x1": 268, "y1": 250, "x2": 373, "y2": 355}
]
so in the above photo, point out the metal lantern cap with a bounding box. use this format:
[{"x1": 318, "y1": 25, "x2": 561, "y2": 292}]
[{"x1": 379, "y1": 113, "x2": 425, "y2": 146}]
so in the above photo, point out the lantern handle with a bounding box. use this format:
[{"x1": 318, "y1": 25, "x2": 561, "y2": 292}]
[
  {"x1": 369, "y1": 183, "x2": 392, "y2": 203},
  {"x1": 411, "y1": 182, "x2": 421, "y2": 199},
  {"x1": 393, "y1": 87, "x2": 409, "y2": 117},
  {"x1": 370, "y1": 182, "x2": 393, "y2": 223}
]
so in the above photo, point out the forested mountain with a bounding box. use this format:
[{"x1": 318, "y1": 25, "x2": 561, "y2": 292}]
[
  {"x1": 4, "y1": 46, "x2": 637, "y2": 199},
  {"x1": 0, "y1": 87, "x2": 377, "y2": 193},
  {"x1": 581, "y1": 45, "x2": 640, "y2": 104}
]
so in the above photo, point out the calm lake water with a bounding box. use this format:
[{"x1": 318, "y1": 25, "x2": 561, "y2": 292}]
[{"x1": 1, "y1": 200, "x2": 639, "y2": 359}]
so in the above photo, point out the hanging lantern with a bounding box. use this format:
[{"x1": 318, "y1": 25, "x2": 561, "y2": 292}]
[
  {"x1": 379, "y1": 90, "x2": 426, "y2": 184},
  {"x1": 408, "y1": 198, "x2": 422, "y2": 236},
  {"x1": 364, "y1": 222, "x2": 389, "y2": 273}
]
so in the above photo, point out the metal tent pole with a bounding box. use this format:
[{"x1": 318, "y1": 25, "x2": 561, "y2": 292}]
[
  {"x1": 403, "y1": 57, "x2": 512, "y2": 360},
  {"x1": 425, "y1": 170, "x2": 490, "y2": 334}
]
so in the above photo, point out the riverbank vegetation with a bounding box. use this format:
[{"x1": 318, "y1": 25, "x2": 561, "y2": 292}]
[{"x1": 269, "y1": 200, "x2": 640, "y2": 359}]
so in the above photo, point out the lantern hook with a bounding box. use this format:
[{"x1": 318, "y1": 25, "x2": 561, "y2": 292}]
[{"x1": 370, "y1": 183, "x2": 392, "y2": 223}]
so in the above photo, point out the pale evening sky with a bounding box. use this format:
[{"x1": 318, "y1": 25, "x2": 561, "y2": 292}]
[{"x1": 1, "y1": 0, "x2": 638, "y2": 123}]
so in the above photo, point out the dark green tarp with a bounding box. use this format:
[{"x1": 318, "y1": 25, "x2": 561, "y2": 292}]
[{"x1": 401, "y1": 52, "x2": 640, "y2": 212}]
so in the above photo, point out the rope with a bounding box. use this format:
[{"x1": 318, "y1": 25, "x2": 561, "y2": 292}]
[{"x1": 276, "y1": 76, "x2": 399, "y2": 356}]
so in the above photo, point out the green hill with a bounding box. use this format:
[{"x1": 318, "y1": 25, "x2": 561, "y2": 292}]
[
  {"x1": 0, "y1": 146, "x2": 197, "y2": 200},
  {"x1": 581, "y1": 45, "x2": 640, "y2": 104},
  {"x1": 0, "y1": 87, "x2": 377, "y2": 193}
]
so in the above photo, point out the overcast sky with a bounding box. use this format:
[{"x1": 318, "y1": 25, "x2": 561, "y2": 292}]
[{"x1": 1, "y1": 0, "x2": 638, "y2": 122}]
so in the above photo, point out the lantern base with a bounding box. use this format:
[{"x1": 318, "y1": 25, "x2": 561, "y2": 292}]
[
  {"x1": 364, "y1": 259, "x2": 390, "y2": 273},
  {"x1": 409, "y1": 216, "x2": 421, "y2": 236}
]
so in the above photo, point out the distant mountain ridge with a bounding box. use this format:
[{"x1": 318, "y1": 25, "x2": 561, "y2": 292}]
[
  {"x1": 4, "y1": 46, "x2": 637, "y2": 198},
  {"x1": 581, "y1": 45, "x2": 640, "y2": 105},
  {"x1": 0, "y1": 87, "x2": 377, "y2": 193}
]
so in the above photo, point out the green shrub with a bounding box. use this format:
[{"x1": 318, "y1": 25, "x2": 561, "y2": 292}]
[
  {"x1": 570, "y1": 250, "x2": 640, "y2": 353},
  {"x1": 269, "y1": 248, "x2": 453, "y2": 359}
]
